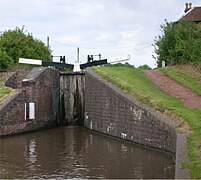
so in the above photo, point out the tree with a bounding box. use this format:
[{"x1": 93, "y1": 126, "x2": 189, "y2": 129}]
[
  {"x1": 137, "y1": 64, "x2": 152, "y2": 70},
  {"x1": 0, "y1": 27, "x2": 51, "y2": 70},
  {"x1": 0, "y1": 49, "x2": 13, "y2": 70},
  {"x1": 153, "y1": 20, "x2": 201, "y2": 67}
]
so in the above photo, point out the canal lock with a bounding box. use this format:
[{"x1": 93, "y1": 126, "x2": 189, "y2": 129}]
[{"x1": 59, "y1": 71, "x2": 85, "y2": 126}]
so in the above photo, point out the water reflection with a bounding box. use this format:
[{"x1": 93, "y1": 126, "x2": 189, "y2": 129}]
[
  {"x1": 0, "y1": 127, "x2": 175, "y2": 179},
  {"x1": 25, "y1": 139, "x2": 37, "y2": 171}
]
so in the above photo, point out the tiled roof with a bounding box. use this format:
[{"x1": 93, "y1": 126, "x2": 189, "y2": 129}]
[{"x1": 182, "y1": 7, "x2": 201, "y2": 22}]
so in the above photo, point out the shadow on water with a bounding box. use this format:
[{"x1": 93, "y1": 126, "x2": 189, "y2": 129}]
[{"x1": 0, "y1": 127, "x2": 175, "y2": 179}]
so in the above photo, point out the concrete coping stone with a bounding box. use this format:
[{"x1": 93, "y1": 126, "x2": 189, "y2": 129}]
[
  {"x1": 23, "y1": 68, "x2": 47, "y2": 81},
  {"x1": 22, "y1": 67, "x2": 56, "y2": 86}
]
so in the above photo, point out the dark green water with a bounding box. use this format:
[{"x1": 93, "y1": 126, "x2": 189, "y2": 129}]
[{"x1": 0, "y1": 127, "x2": 175, "y2": 179}]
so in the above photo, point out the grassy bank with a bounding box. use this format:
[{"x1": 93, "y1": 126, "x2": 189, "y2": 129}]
[
  {"x1": 162, "y1": 65, "x2": 201, "y2": 96},
  {"x1": 0, "y1": 78, "x2": 12, "y2": 101},
  {"x1": 93, "y1": 66, "x2": 201, "y2": 178}
]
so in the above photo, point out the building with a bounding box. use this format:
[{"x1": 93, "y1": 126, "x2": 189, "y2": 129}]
[{"x1": 180, "y1": 3, "x2": 201, "y2": 26}]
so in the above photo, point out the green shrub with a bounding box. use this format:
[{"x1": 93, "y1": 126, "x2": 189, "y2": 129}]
[
  {"x1": 0, "y1": 26, "x2": 51, "y2": 70},
  {"x1": 154, "y1": 20, "x2": 201, "y2": 67},
  {"x1": 137, "y1": 64, "x2": 152, "y2": 70},
  {"x1": 0, "y1": 49, "x2": 13, "y2": 70}
]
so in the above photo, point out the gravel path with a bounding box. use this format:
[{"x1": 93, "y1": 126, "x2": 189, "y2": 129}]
[{"x1": 144, "y1": 69, "x2": 201, "y2": 110}]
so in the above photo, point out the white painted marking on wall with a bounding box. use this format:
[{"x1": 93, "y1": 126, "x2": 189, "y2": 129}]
[
  {"x1": 25, "y1": 103, "x2": 27, "y2": 120},
  {"x1": 130, "y1": 106, "x2": 143, "y2": 121},
  {"x1": 90, "y1": 121, "x2": 93, "y2": 130},
  {"x1": 29, "y1": 103, "x2": 35, "y2": 119},
  {"x1": 107, "y1": 123, "x2": 115, "y2": 132},
  {"x1": 121, "y1": 133, "x2": 127, "y2": 139}
]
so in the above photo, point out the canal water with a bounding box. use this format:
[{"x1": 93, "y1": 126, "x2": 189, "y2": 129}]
[{"x1": 0, "y1": 127, "x2": 175, "y2": 179}]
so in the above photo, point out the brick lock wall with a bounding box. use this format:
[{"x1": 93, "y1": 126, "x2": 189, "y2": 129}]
[
  {"x1": 84, "y1": 69, "x2": 177, "y2": 154},
  {"x1": 0, "y1": 68, "x2": 60, "y2": 136},
  {"x1": 24, "y1": 68, "x2": 60, "y2": 125}
]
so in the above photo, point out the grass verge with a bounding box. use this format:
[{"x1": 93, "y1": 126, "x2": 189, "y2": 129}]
[
  {"x1": 93, "y1": 66, "x2": 201, "y2": 178},
  {"x1": 162, "y1": 65, "x2": 201, "y2": 96},
  {"x1": 0, "y1": 78, "x2": 12, "y2": 101}
]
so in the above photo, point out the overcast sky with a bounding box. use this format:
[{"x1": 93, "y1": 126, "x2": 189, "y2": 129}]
[{"x1": 0, "y1": 0, "x2": 201, "y2": 67}]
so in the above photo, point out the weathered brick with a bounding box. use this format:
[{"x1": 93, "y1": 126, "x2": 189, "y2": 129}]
[
  {"x1": 0, "y1": 68, "x2": 60, "y2": 136},
  {"x1": 84, "y1": 68, "x2": 177, "y2": 154}
]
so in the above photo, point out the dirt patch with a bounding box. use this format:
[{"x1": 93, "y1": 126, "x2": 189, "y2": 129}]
[{"x1": 144, "y1": 69, "x2": 201, "y2": 110}]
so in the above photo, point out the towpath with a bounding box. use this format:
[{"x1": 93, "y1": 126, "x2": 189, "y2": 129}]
[{"x1": 144, "y1": 69, "x2": 201, "y2": 110}]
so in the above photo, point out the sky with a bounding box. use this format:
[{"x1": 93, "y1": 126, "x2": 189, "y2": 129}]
[{"x1": 0, "y1": 0, "x2": 201, "y2": 68}]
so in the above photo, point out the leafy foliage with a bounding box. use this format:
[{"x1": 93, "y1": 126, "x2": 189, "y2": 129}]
[
  {"x1": 0, "y1": 49, "x2": 13, "y2": 70},
  {"x1": 137, "y1": 64, "x2": 152, "y2": 70},
  {"x1": 0, "y1": 27, "x2": 51, "y2": 70},
  {"x1": 153, "y1": 20, "x2": 201, "y2": 67}
]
